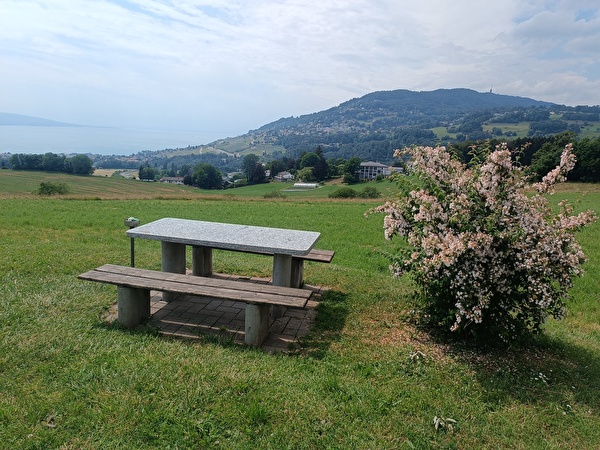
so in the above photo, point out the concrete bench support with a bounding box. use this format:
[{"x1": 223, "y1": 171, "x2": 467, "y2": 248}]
[
  {"x1": 245, "y1": 303, "x2": 270, "y2": 346},
  {"x1": 117, "y1": 286, "x2": 151, "y2": 327}
]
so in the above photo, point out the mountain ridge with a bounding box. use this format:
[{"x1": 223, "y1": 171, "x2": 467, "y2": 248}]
[
  {"x1": 0, "y1": 112, "x2": 83, "y2": 127},
  {"x1": 93, "y1": 88, "x2": 600, "y2": 171},
  {"x1": 257, "y1": 88, "x2": 555, "y2": 133}
]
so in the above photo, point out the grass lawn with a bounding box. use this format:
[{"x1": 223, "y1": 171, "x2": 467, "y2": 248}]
[
  {"x1": 578, "y1": 122, "x2": 600, "y2": 139},
  {"x1": 1, "y1": 170, "x2": 599, "y2": 449},
  {"x1": 482, "y1": 122, "x2": 531, "y2": 138}
]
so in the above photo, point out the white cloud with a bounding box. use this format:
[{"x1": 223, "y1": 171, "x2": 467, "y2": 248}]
[{"x1": 1, "y1": 0, "x2": 599, "y2": 136}]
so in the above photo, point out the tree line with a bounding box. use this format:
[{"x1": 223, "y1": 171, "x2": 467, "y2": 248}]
[
  {"x1": 449, "y1": 132, "x2": 600, "y2": 182},
  {"x1": 134, "y1": 146, "x2": 367, "y2": 190},
  {"x1": 4, "y1": 132, "x2": 598, "y2": 185},
  {"x1": 181, "y1": 134, "x2": 600, "y2": 190},
  {"x1": 7, "y1": 152, "x2": 95, "y2": 175}
]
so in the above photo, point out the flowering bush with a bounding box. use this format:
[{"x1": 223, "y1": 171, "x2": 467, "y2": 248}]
[{"x1": 373, "y1": 143, "x2": 596, "y2": 343}]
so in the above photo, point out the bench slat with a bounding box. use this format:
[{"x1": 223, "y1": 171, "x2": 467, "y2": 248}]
[
  {"x1": 299, "y1": 249, "x2": 335, "y2": 263},
  {"x1": 79, "y1": 265, "x2": 310, "y2": 308},
  {"x1": 96, "y1": 264, "x2": 310, "y2": 297}
]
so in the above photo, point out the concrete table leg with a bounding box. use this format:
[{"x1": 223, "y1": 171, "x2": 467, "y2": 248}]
[
  {"x1": 272, "y1": 253, "x2": 292, "y2": 318},
  {"x1": 161, "y1": 241, "x2": 186, "y2": 302},
  {"x1": 192, "y1": 246, "x2": 213, "y2": 276},
  {"x1": 245, "y1": 303, "x2": 270, "y2": 346},
  {"x1": 290, "y1": 257, "x2": 304, "y2": 288},
  {"x1": 117, "y1": 286, "x2": 150, "y2": 327}
]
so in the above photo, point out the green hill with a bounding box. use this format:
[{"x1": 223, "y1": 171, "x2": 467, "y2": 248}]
[{"x1": 89, "y1": 88, "x2": 599, "y2": 170}]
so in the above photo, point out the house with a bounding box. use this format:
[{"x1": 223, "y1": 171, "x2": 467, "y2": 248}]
[
  {"x1": 274, "y1": 171, "x2": 294, "y2": 182},
  {"x1": 160, "y1": 177, "x2": 184, "y2": 184},
  {"x1": 359, "y1": 161, "x2": 391, "y2": 180}
]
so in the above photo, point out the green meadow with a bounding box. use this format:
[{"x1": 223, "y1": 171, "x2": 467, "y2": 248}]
[{"x1": 1, "y1": 170, "x2": 599, "y2": 449}]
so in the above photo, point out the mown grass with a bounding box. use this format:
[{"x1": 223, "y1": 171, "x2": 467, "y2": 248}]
[
  {"x1": 1, "y1": 170, "x2": 599, "y2": 449},
  {"x1": 481, "y1": 122, "x2": 531, "y2": 137}
]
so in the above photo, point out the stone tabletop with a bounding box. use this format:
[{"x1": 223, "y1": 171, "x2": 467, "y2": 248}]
[{"x1": 126, "y1": 218, "x2": 320, "y2": 255}]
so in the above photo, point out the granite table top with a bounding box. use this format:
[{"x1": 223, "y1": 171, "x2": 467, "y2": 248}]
[{"x1": 126, "y1": 218, "x2": 320, "y2": 256}]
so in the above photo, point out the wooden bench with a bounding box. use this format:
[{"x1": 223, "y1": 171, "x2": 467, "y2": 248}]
[
  {"x1": 237, "y1": 249, "x2": 335, "y2": 288},
  {"x1": 78, "y1": 264, "x2": 312, "y2": 347}
]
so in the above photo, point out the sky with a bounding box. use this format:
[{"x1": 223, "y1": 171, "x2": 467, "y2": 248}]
[{"x1": 1, "y1": 0, "x2": 600, "y2": 140}]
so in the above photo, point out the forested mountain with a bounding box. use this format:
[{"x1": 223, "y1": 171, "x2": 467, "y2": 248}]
[
  {"x1": 92, "y1": 88, "x2": 599, "y2": 169},
  {"x1": 259, "y1": 88, "x2": 553, "y2": 133},
  {"x1": 245, "y1": 88, "x2": 561, "y2": 162}
]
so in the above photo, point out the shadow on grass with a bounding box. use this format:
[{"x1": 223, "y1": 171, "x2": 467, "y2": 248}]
[
  {"x1": 442, "y1": 334, "x2": 600, "y2": 417},
  {"x1": 95, "y1": 317, "x2": 161, "y2": 337},
  {"x1": 298, "y1": 290, "x2": 350, "y2": 359}
]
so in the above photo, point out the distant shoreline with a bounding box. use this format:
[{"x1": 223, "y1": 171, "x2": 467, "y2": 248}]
[
  {"x1": 0, "y1": 112, "x2": 84, "y2": 127},
  {"x1": 0, "y1": 125, "x2": 217, "y2": 156}
]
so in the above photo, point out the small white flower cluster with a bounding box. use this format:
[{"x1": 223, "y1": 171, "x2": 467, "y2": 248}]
[{"x1": 375, "y1": 143, "x2": 596, "y2": 341}]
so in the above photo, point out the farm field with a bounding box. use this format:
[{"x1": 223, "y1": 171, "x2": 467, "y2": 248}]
[
  {"x1": 578, "y1": 121, "x2": 600, "y2": 138},
  {"x1": 92, "y1": 168, "x2": 139, "y2": 179},
  {"x1": 1, "y1": 170, "x2": 599, "y2": 448},
  {"x1": 482, "y1": 122, "x2": 530, "y2": 137},
  {"x1": 435, "y1": 121, "x2": 600, "y2": 140},
  {"x1": 0, "y1": 169, "x2": 400, "y2": 200}
]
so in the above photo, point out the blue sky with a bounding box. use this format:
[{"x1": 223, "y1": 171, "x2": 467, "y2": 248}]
[{"x1": 1, "y1": 0, "x2": 599, "y2": 140}]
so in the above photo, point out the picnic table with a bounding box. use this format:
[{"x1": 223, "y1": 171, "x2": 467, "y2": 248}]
[{"x1": 80, "y1": 218, "x2": 328, "y2": 347}]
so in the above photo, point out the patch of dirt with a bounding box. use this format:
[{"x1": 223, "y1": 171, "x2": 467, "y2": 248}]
[
  {"x1": 102, "y1": 303, "x2": 118, "y2": 324},
  {"x1": 363, "y1": 318, "x2": 450, "y2": 362}
]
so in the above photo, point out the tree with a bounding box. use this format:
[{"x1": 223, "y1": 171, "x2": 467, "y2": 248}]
[
  {"x1": 251, "y1": 162, "x2": 266, "y2": 184},
  {"x1": 267, "y1": 159, "x2": 287, "y2": 178},
  {"x1": 343, "y1": 157, "x2": 361, "y2": 184},
  {"x1": 66, "y1": 154, "x2": 94, "y2": 175},
  {"x1": 242, "y1": 154, "x2": 259, "y2": 180},
  {"x1": 569, "y1": 137, "x2": 600, "y2": 182},
  {"x1": 296, "y1": 167, "x2": 316, "y2": 182},
  {"x1": 313, "y1": 146, "x2": 329, "y2": 181},
  {"x1": 298, "y1": 147, "x2": 329, "y2": 181},
  {"x1": 178, "y1": 164, "x2": 192, "y2": 178},
  {"x1": 192, "y1": 163, "x2": 223, "y2": 189},
  {"x1": 327, "y1": 158, "x2": 344, "y2": 177},
  {"x1": 299, "y1": 152, "x2": 320, "y2": 169},
  {"x1": 37, "y1": 181, "x2": 69, "y2": 195},
  {"x1": 329, "y1": 187, "x2": 357, "y2": 198},
  {"x1": 528, "y1": 132, "x2": 575, "y2": 181},
  {"x1": 138, "y1": 164, "x2": 156, "y2": 181},
  {"x1": 9, "y1": 153, "x2": 42, "y2": 170},
  {"x1": 528, "y1": 120, "x2": 574, "y2": 136},
  {"x1": 241, "y1": 154, "x2": 266, "y2": 184},
  {"x1": 42, "y1": 152, "x2": 66, "y2": 172}
]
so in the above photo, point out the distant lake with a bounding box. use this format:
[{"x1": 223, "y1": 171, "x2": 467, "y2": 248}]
[{"x1": 0, "y1": 126, "x2": 225, "y2": 156}]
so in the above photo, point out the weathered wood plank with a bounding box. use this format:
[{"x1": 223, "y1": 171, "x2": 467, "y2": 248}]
[
  {"x1": 78, "y1": 266, "x2": 310, "y2": 308},
  {"x1": 95, "y1": 264, "x2": 311, "y2": 298},
  {"x1": 298, "y1": 249, "x2": 335, "y2": 263}
]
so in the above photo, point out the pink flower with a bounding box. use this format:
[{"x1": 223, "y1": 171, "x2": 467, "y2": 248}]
[{"x1": 373, "y1": 143, "x2": 597, "y2": 342}]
